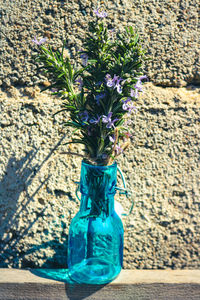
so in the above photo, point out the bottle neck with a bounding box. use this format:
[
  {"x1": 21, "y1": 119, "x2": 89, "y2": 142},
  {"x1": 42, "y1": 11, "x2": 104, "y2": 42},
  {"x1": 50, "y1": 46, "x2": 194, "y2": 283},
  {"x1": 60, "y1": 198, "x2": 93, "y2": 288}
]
[{"x1": 79, "y1": 161, "x2": 117, "y2": 217}]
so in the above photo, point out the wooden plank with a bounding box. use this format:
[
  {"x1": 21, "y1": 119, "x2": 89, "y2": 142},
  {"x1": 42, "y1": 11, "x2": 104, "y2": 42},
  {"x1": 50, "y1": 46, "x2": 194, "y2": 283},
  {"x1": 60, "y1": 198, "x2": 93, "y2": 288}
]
[
  {"x1": 1, "y1": 269, "x2": 200, "y2": 284},
  {"x1": 0, "y1": 269, "x2": 200, "y2": 300}
]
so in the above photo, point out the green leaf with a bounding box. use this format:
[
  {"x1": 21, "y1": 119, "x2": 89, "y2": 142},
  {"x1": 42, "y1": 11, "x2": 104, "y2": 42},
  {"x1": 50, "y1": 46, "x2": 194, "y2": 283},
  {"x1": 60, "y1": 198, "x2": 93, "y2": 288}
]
[
  {"x1": 62, "y1": 40, "x2": 66, "y2": 57},
  {"x1": 64, "y1": 121, "x2": 82, "y2": 128},
  {"x1": 98, "y1": 137, "x2": 105, "y2": 154},
  {"x1": 129, "y1": 26, "x2": 134, "y2": 35},
  {"x1": 133, "y1": 34, "x2": 139, "y2": 45},
  {"x1": 63, "y1": 105, "x2": 76, "y2": 110},
  {"x1": 58, "y1": 72, "x2": 65, "y2": 78},
  {"x1": 53, "y1": 109, "x2": 69, "y2": 117},
  {"x1": 63, "y1": 139, "x2": 86, "y2": 145},
  {"x1": 88, "y1": 59, "x2": 98, "y2": 64},
  {"x1": 125, "y1": 26, "x2": 129, "y2": 35},
  {"x1": 116, "y1": 119, "x2": 125, "y2": 127}
]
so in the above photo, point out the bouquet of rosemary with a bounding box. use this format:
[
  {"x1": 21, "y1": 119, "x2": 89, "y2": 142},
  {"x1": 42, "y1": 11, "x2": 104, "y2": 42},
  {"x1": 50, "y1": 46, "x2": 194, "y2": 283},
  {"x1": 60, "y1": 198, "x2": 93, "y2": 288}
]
[{"x1": 32, "y1": 8, "x2": 147, "y2": 166}]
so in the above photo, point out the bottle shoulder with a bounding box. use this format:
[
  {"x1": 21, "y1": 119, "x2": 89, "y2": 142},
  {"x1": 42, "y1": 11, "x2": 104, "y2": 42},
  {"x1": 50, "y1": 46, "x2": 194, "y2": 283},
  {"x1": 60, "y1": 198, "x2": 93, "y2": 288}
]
[{"x1": 69, "y1": 210, "x2": 124, "y2": 233}]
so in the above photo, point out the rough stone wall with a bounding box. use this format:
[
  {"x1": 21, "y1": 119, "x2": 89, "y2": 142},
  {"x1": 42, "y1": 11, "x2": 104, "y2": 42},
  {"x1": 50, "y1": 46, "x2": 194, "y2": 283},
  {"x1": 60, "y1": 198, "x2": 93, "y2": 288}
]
[
  {"x1": 0, "y1": 83, "x2": 200, "y2": 269},
  {"x1": 0, "y1": 0, "x2": 199, "y2": 270},
  {"x1": 0, "y1": 0, "x2": 199, "y2": 88}
]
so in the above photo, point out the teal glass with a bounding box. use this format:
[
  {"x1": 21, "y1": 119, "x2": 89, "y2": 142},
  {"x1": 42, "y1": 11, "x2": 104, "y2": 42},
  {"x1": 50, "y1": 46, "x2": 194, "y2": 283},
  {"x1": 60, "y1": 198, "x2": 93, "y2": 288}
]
[{"x1": 68, "y1": 161, "x2": 124, "y2": 284}]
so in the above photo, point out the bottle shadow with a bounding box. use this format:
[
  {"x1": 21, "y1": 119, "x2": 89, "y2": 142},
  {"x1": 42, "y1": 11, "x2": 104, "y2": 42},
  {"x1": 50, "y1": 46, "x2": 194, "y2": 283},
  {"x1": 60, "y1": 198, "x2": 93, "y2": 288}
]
[
  {"x1": 0, "y1": 136, "x2": 108, "y2": 299},
  {"x1": 31, "y1": 268, "x2": 107, "y2": 300},
  {"x1": 0, "y1": 135, "x2": 69, "y2": 268}
]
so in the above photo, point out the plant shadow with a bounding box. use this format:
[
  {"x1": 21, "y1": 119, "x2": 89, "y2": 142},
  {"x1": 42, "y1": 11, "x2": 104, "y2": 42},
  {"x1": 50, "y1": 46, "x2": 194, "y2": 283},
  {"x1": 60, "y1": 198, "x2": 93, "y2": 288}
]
[
  {"x1": 0, "y1": 135, "x2": 109, "y2": 299},
  {"x1": 0, "y1": 135, "x2": 69, "y2": 268}
]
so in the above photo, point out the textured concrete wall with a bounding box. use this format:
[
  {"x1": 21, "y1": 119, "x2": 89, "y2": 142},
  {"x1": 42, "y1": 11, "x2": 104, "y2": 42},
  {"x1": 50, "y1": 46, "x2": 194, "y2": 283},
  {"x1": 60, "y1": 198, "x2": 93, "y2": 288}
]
[
  {"x1": 0, "y1": 0, "x2": 199, "y2": 88},
  {"x1": 0, "y1": 0, "x2": 199, "y2": 270},
  {"x1": 0, "y1": 83, "x2": 199, "y2": 268}
]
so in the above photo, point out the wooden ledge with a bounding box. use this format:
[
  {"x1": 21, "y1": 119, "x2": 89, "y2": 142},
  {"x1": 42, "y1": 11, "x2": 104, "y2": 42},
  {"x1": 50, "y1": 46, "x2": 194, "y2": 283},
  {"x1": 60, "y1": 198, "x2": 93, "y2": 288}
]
[{"x1": 0, "y1": 269, "x2": 200, "y2": 299}]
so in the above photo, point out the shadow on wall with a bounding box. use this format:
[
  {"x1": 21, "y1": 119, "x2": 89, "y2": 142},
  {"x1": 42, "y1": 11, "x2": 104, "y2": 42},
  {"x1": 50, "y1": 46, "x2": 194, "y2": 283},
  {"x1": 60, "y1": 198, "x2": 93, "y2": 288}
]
[{"x1": 0, "y1": 136, "x2": 69, "y2": 268}]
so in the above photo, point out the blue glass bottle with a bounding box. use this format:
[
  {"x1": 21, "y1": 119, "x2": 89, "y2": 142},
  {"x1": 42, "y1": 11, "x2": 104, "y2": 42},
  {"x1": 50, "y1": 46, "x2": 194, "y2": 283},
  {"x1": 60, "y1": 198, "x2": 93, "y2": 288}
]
[{"x1": 68, "y1": 161, "x2": 124, "y2": 284}]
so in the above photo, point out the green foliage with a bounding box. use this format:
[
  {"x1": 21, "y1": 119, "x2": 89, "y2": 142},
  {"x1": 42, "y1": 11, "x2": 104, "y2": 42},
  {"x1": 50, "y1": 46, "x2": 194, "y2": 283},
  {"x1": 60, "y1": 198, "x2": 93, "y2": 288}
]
[{"x1": 32, "y1": 9, "x2": 148, "y2": 165}]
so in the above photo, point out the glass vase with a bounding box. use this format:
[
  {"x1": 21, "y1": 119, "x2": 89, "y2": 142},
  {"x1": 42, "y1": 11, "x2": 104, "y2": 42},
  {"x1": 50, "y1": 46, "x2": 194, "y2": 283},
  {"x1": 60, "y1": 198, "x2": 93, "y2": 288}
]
[{"x1": 68, "y1": 160, "x2": 124, "y2": 284}]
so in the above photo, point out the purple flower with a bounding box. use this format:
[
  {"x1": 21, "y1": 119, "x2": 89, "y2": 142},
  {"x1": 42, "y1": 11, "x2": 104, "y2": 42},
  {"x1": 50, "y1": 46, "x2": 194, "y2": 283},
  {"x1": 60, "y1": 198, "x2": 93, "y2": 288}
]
[
  {"x1": 94, "y1": 8, "x2": 108, "y2": 18},
  {"x1": 116, "y1": 83, "x2": 122, "y2": 94},
  {"x1": 115, "y1": 144, "x2": 123, "y2": 155},
  {"x1": 102, "y1": 112, "x2": 118, "y2": 128},
  {"x1": 89, "y1": 115, "x2": 101, "y2": 124},
  {"x1": 107, "y1": 80, "x2": 114, "y2": 88},
  {"x1": 122, "y1": 98, "x2": 137, "y2": 114},
  {"x1": 105, "y1": 74, "x2": 123, "y2": 94},
  {"x1": 113, "y1": 75, "x2": 123, "y2": 94},
  {"x1": 105, "y1": 74, "x2": 112, "y2": 81},
  {"x1": 130, "y1": 88, "x2": 139, "y2": 98},
  {"x1": 130, "y1": 75, "x2": 147, "y2": 98},
  {"x1": 134, "y1": 75, "x2": 148, "y2": 93},
  {"x1": 95, "y1": 92, "x2": 106, "y2": 105},
  {"x1": 105, "y1": 74, "x2": 114, "y2": 87},
  {"x1": 102, "y1": 112, "x2": 112, "y2": 123},
  {"x1": 32, "y1": 36, "x2": 47, "y2": 45},
  {"x1": 134, "y1": 80, "x2": 143, "y2": 92},
  {"x1": 138, "y1": 75, "x2": 148, "y2": 81},
  {"x1": 75, "y1": 77, "x2": 83, "y2": 90},
  {"x1": 80, "y1": 53, "x2": 88, "y2": 66},
  {"x1": 113, "y1": 74, "x2": 123, "y2": 85},
  {"x1": 122, "y1": 97, "x2": 131, "y2": 105},
  {"x1": 79, "y1": 110, "x2": 89, "y2": 124},
  {"x1": 109, "y1": 135, "x2": 115, "y2": 143},
  {"x1": 95, "y1": 81, "x2": 103, "y2": 86},
  {"x1": 51, "y1": 88, "x2": 58, "y2": 93}
]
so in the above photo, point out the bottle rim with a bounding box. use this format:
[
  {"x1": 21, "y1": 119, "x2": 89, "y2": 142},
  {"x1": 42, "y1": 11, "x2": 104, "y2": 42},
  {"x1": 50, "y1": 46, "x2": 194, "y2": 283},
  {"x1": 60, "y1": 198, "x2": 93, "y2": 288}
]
[{"x1": 81, "y1": 160, "x2": 117, "y2": 170}]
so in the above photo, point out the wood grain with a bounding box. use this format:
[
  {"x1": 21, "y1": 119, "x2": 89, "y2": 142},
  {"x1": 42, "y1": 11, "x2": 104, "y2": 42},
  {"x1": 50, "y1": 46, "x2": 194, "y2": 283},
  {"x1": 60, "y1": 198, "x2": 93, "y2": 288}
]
[{"x1": 0, "y1": 269, "x2": 200, "y2": 300}]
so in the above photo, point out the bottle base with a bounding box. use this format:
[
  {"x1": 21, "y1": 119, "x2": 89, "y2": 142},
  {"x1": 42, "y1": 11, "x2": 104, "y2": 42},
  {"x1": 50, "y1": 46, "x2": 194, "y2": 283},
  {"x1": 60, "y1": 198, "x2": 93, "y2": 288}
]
[{"x1": 68, "y1": 258, "x2": 121, "y2": 284}]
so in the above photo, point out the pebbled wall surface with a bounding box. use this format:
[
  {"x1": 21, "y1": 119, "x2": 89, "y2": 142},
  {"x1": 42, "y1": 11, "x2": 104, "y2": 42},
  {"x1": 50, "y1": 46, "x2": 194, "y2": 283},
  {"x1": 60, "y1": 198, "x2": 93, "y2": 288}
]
[
  {"x1": 0, "y1": 83, "x2": 199, "y2": 269},
  {"x1": 0, "y1": 0, "x2": 199, "y2": 88},
  {"x1": 0, "y1": 0, "x2": 199, "y2": 270}
]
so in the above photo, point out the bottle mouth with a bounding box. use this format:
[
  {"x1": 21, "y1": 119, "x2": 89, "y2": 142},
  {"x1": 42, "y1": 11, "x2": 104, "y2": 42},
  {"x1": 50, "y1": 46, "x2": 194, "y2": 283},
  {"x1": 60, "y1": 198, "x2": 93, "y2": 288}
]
[{"x1": 82, "y1": 160, "x2": 117, "y2": 170}]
